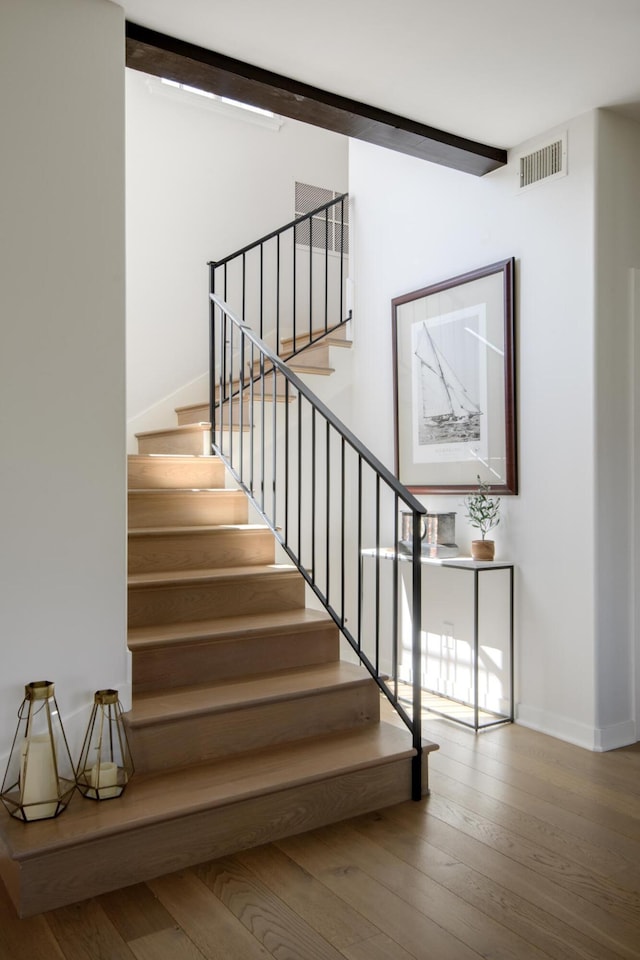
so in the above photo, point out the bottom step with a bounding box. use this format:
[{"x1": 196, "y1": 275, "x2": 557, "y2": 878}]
[{"x1": 0, "y1": 723, "x2": 437, "y2": 917}]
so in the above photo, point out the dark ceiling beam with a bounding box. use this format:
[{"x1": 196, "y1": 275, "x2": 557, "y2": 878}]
[{"x1": 125, "y1": 22, "x2": 506, "y2": 177}]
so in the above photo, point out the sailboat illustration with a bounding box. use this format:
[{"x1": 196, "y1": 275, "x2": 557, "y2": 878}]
[{"x1": 414, "y1": 321, "x2": 482, "y2": 445}]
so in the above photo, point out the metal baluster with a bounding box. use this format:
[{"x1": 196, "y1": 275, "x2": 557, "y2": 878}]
[
  {"x1": 218, "y1": 304, "x2": 225, "y2": 455},
  {"x1": 270, "y1": 367, "x2": 276, "y2": 521},
  {"x1": 375, "y1": 474, "x2": 380, "y2": 673},
  {"x1": 341, "y1": 436, "x2": 345, "y2": 628},
  {"x1": 392, "y1": 496, "x2": 399, "y2": 701},
  {"x1": 228, "y1": 317, "x2": 234, "y2": 468},
  {"x1": 259, "y1": 242, "x2": 264, "y2": 340},
  {"x1": 276, "y1": 233, "x2": 281, "y2": 355},
  {"x1": 239, "y1": 333, "x2": 245, "y2": 481},
  {"x1": 297, "y1": 393, "x2": 303, "y2": 561},
  {"x1": 260, "y1": 353, "x2": 266, "y2": 512},
  {"x1": 309, "y1": 212, "x2": 313, "y2": 344},
  {"x1": 357, "y1": 455, "x2": 363, "y2": 656},
  {"x1": 242, "y1": 252, "x2": 246, "y2": 326},
  {"x1": 412, "y1": 509, "x2": 422, "y2": 800},
  {"x1": 311, "y1": 407, "x2": 316, "y2": 585},
  {"x1": 339, "y1": 196, "x2": 344, "y2": 323},
  {"x1": 324, "y1": 208, "x2": 329, "y2": 334},
  {"x1": 209, "y1": 264, "x2": 216, "y2": 449},
  {"x1": 249, "y1": 342, "x2": 255, "y2": 496},
  {"x1": 325, "y1": 420, "x2": 330, "y2": 603},
  {"x1": 292, "y1": 226, "x2": 297, "y2": 353}
]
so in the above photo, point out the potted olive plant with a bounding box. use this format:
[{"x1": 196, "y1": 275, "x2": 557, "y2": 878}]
[{"x1": 464, "y1": 476, "x2": 501, "y2": 561}]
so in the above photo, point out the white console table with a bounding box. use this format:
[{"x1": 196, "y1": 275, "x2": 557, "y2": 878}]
[{"x1": 361, "y1": 548, "x2": 514, "y2": 731}]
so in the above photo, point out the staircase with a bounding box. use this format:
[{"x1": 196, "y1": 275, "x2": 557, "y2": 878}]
[{"x1": 0, "y1": 383, "x2": 437, "y2": 917}]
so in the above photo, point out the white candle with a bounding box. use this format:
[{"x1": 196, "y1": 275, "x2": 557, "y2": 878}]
[
  {"x1": 90, "y1": 761, "x2": 122, "y2": 799},
  {"x1": 20, "y1": 736, "x2": 59, "y2": 820}
]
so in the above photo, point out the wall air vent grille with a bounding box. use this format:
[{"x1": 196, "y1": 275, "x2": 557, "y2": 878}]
[
  {"x1": 295, "y1": 182, "x2": 349, "y2": 254},
  {"x1": 519, "y1": 135, "x2": 567, "y2": 190}
]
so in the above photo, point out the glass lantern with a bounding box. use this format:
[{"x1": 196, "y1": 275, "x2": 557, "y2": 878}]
[
  {"x1": 75, "y1": 689, "x2": 134, "y2": 800},
  {"x1": 0, "y1": 681, "x2": 76, "y2": 821}
]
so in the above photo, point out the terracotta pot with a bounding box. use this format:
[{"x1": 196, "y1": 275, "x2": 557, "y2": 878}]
[{"x1": 471, "y1": 539, "x2": 495, "y2": 561}]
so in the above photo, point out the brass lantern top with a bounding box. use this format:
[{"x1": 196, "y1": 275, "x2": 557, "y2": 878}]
[
  {"x1": 25, "y1": 681, "x2": 55, "y2": 700},
  {"x1": 94, "y1": 689, "x2": 119, "y2": 705}
]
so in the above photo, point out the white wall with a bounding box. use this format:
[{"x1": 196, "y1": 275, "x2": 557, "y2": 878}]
[
  {"x1": 0, "y1": 0, "x2": 127, "y2": 760},
  {"x1": 126, "y1": 71, "x2": 348, "y2": 448},
  {"x1": 594, "y1": 110, "x2": 640, "y2": 747},
  {"x1": 349, "y1": 113, "x2": 602, "y2": 746}
]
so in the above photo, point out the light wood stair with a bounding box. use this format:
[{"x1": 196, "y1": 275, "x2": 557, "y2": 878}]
[
  {"x1": 136, "y1": 422, "x2": 211, "y2": 455},
  {"x1": 137, "y1": 324, "x2": 351, "y2": 452},
  {"x1": 281, "y1": 322, "x2": 351, "y2": 375},
  {"x1": 0, "y1": 400, "x2": 437, "y2": 918}
]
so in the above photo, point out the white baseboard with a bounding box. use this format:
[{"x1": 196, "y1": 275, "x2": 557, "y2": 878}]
[
  {"x1": 517, "y1": 703, "x2": 637, "y2": 751},
  {"x1": 592, "y1": 719, "x2": 637, "y2": 751}
]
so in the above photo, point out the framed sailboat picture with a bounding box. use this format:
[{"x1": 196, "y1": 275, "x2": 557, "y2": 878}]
[{"x1": 392, "y1": 258, "x2": 517, "y2": 494}]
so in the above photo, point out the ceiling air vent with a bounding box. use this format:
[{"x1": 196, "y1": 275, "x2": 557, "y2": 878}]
[
  {"x1": 294, "y1": 181, "x2": 349, "y2": 254},
  {"x1": 518, "y1": 133, "x2": 567, "y2": 191}
]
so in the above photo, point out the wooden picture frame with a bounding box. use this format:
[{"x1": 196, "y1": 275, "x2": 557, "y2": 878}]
[{"x1": 392, "y1": 258, "x2": 517, "y2": 494}]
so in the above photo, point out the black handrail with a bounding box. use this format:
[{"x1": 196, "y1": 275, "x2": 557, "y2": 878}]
[
  {"x1": 209, "y1": 292, "x2": 426, "y2": 799},
  {"x1": 208, "y1": 193, "x2": 348, "y2": 269},
  {"x1": 209, "y1": 193, "x2": 350, "y2": 361}
]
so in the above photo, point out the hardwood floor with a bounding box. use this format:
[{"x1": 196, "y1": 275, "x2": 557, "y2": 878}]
[{"x1": 2, "y1": 713, "x2": 639, "y2": 960}]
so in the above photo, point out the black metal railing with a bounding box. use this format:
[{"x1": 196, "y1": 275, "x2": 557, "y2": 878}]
[
  {"x1": 209, "y1": 293, "x2": 427, "y2": 799},
  {"x1": 209, "y1": 194, "x2": 350, "y2": 362}
]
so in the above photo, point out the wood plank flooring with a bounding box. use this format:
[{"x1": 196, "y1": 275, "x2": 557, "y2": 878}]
[{"x1": 2, "y1": 712, "x2": 639, "y2": 959}]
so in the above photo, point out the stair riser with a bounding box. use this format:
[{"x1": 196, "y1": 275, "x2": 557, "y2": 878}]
[
  {"x1": 128, "y1": 528, "x2": 275, "y2": 574},
  {"x1": 127, "y1": 684, "x2": 381, "y2": 773},
  {"x1": 210, "y1": 400, "x2": 260, "y2": 433},
  {"x1": 289, "y1": 343, "x2": 330, "y2": 363},
  {"x1": 137, "y1": 429, "x2": 210, "y2": 455},
  {"x1": 280, "y1": 325, "x2": 351, "y2": 353},
  {"x1": 128, "y1": 457, "x2": 224, "y2": 489},
  {"x1": 131, "y1": 625, "x2": 340, "y2": 693},
  {"x1": 129, "y1": 491, "x2": 247, "y2": 528},
  {"x1": 178, "y1": 392, "x2": 289, "y2": 425},
  {"x1": 128, "y1": 573, "x2": 305, "y2": 627},
  {"x1": 287, "y1": 344, "x2": 332, "y2": 372},
  {"x1": 8, "y1": 758, "x2": 418, "y2": 917},
  {"x1": 217, "y1": 376, "x2": 291, "y2": 398}
]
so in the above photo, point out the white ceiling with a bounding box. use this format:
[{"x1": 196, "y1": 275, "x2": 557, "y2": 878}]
[{"x1": 120, "y1": 0, "x2": 640, "y2": 149}]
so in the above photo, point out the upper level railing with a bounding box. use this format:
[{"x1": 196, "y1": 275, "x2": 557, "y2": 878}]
[
  {"x1": 209, "y1": 292, "x2": 427, "y2": 799},
  {"x1": 208, "y1": 194, "x2": 350, "y2": 361}
]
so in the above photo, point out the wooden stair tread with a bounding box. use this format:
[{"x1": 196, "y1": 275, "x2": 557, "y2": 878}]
[
  {"x1": 128, "y1": 609, "x2": 335, "y2": 650},
  {"x1": 128, "y1": 523, "x2": 269, "y2": 537},
  {"x1": 128, "y1": 454, "x2": 216, "y2": 461},
  {"x1": 128, "y1": 563, "x2": 298, "y2": 588},
  {"x1": 135, "y1": 423, "x2": 210, "y2": 439},
  {"x1": 128, "y1": 487, "x2": 228, "y2": 495},
  {"x1": 178, "y1": 396, "x2": 291, "y2": 415},
  {"x1": 1, "y1": 723, "x2": 420, "y2": 861},
  {"x1": 281, "y1": 341, "x2": 351, "y2": 356},
  {"x1": 286, "y1": 362, "x2": 334, "y2": 375},
  {"x1": 280, "y1": 324, "x2": 351, "y2": 352},
  {"x1": 127, "y1": 662, "x2": 374, "y2": 725}
]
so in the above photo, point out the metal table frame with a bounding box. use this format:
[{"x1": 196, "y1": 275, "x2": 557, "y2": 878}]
[{"x1": 362, "y1": 550, "x2": 515, "y2": 731}]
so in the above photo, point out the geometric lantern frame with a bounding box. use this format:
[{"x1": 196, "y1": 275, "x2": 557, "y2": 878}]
[
  {"x1": 75, "y1": 689, "x2": 134, "y2": 801},
  {"x1": 1, "y1": 681, "x2": 76, "y2": 822}
]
